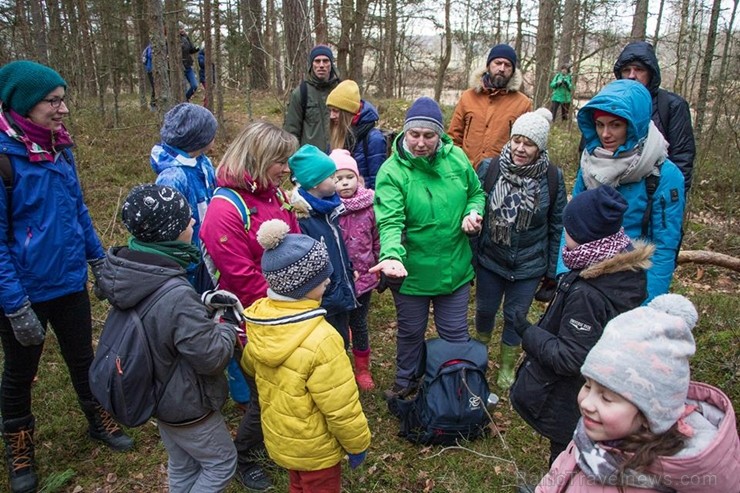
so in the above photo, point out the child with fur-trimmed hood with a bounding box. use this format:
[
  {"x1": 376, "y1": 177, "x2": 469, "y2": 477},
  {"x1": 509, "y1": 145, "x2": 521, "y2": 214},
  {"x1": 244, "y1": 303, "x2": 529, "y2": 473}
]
[{"x1": 510, "y1": 185, "x2": 654, "y2": 466}]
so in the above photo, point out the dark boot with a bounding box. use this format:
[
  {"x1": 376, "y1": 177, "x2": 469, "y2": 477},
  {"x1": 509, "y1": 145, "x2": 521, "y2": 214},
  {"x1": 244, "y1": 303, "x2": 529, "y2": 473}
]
[
  {"x1": 79, "y1": 401, "x2": 134, "y2": 452},
  {"x1": 2, "y1": 415, "x2": 38, "y2": 493}
]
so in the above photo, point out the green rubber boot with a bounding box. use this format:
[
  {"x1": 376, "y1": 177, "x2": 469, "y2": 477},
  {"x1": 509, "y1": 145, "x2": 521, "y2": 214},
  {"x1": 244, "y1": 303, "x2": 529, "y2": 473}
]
[
  {"x1": 472, "y1": 331, "x2": 493, "y2": 345},
  {"x1": 497, "y1": 344, "x2": 519, "y2": 389}
]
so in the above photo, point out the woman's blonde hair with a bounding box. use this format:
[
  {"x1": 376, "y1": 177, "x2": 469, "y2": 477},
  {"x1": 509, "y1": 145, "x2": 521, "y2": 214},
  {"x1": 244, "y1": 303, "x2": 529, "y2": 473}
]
[
  {"x1": 329, "y1": 108, "x2": 355, "y2": 152},
  {"x1": 217, "y1": 121, "x2": 298, "y2": 189}
]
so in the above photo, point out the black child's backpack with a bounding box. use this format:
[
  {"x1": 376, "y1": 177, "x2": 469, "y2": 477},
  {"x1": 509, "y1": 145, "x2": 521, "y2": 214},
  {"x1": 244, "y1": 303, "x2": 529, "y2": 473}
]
[
  {"x1": 89, "y1": 278, "x2": 186, "y2": 427},
  {"x1": 388, "y1": 338, "x2": 491, "y2": 445}
]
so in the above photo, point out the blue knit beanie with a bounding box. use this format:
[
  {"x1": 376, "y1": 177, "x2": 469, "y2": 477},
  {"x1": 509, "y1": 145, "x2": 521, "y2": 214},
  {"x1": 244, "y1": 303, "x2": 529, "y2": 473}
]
[
  {"x1": 486, "y1": 44, "x2": 517, "y2": 72},
  {"x1": 0, "y1": 60, "x2": 67, "y2": 116},
  {"x1": 403, "y1": 97, "x2": 444, "y2": 136},
  {"x1": 160, "y1": 103, "x2": 218, "y2": 153},
  {"x1": 289, "y1": 144, "x2": 337, "y2": 189},
  {"x1": 563, "y1": 185, "x2": 627, "y2": 244},
  {"x1": 309, "y1": 45, "x2": 334, "y2": 65},
  {"x1": 257, "y1": 219, "x2": 333, "y2": 299}
]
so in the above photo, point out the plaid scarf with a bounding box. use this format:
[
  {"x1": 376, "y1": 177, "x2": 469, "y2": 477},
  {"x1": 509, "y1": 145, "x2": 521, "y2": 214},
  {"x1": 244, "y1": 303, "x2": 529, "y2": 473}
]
[
  {"x1": 573, "y1": 418, "x2": 674, "y2": 492},
  {"x1": 487, "y1": 142, "x2": 549, "y2": 245},
  {"x1": 561, "y1": 228, "x2": 631, "y2": 270}
]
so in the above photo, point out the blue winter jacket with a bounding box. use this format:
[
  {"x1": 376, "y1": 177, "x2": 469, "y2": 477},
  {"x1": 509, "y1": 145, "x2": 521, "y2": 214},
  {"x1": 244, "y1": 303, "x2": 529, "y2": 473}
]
[
  {"x1": 150, "y1": 143, "x2": 216, "y2": 248},
  {"x1": 557, "y1": 80, "x2": 685, "y2": 302},
  {"x1": 351, "y1": 100, "x2": 386, "y2": 189},
  {"x1": 0, "y1": 134, "x2": 105, "y2": 314},
  {"x1": 296, "y1": 197, "x2": 357, "y2": 316}
]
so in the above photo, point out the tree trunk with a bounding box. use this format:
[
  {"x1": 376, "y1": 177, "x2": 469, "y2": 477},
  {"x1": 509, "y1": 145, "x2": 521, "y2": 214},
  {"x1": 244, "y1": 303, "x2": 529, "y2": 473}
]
[
  {"x1": 652, "y1": 0, "x2": 666, "y2": 47},
  {"x1": 706, "y1": 0, "x2": 739, "y2": 138},
  {"x1": 135, "y1": 0, "x2": 150, "y2": 110},
  {"x1": 348, "y1": 0, "x2": 369, "y2": 86},
  {"x1": 28, "y1": 0, "x2": 49, "y2": 64},
  {"x1": 266, "y1": 0, "x2": 283, "y2": 93},
  {"x1": 204, "y1": 0, "x2": 213, "y2": 109},
  {"x1": 534, "y1": 0, "x2": 556, "y2": 108},
  {"x1": 246, "y1": 0, "x2": 268, "y2": 90},
  {"x1": 673, "y1": 0, "x2": 690, "y2": 93},
  {"x1": 214, "y1": 0, "x2": 225, "y2": 128},
  {"x1": 337, "y1": 0, "x2": 352, "y2": 76},
  {"x1": 313, "y1": 0, "x2": 327, "y2": 44},
  {"x1": 433, "y1": 0, "x2": 452, "y2": 102},
  {"x1": 558, "y1": 0, "x2": 578, "y2": 68},
  {"x1": 631, "y1": 0, "x2": 649, "y2": 40},
  {"x1": 384, "y1": 0, "x2": 397, "y2": 97},
  {"x1": 514, "y1": 0, "x2": 523, "y2": 56},
  {"x1": 165, "y1": 0, "x2": 183, "y2": 107},
  {"x1": 284, "y1": 0, "x2": 310, "y2": 91},
  {"x1": 694, "y1": 0, "x2": 722, "y2": 134},
  {"x1": 151, "y1": 0, "x2": 173, "y2": 114},
  {"x1": 677, "y1": 251, "x2": 740, "y2": 272}
]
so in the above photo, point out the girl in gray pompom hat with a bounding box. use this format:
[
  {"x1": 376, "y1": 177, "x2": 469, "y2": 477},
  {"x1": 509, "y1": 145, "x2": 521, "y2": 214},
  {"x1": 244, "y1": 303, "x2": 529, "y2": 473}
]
[{"x1": 536, "y1": 294, "x2": 740, "y2": 493}]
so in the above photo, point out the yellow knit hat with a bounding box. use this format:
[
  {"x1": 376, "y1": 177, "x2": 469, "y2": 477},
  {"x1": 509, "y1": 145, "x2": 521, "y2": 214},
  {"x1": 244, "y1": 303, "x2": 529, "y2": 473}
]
[{"x1": 326, "y1": 80, "x2": 361, "y2": 114}]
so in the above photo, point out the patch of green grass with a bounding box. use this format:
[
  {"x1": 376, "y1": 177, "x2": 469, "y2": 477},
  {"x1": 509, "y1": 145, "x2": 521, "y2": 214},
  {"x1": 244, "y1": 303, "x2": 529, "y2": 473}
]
[{"x1": 1, "y1": 90, "x2": 737, "y2": 492}]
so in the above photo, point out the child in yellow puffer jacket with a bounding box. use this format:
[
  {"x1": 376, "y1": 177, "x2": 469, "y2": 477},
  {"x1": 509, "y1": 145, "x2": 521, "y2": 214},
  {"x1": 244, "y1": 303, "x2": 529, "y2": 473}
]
[{"x1": 241, "y1": 219, "x2": 371, "y2": 492}]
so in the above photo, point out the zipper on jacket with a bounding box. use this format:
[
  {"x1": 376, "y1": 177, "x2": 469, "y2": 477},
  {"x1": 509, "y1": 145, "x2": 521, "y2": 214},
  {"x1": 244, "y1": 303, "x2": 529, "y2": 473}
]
[
  {"x1": 326, "y1": 216, "x2": 359, "y2": 308},
  {"x1": 425, "y1": 187, "x2": 436, "y2": 220},
  {"x1": 660, "y1": 196, "x2": 666, "y2": 228}
]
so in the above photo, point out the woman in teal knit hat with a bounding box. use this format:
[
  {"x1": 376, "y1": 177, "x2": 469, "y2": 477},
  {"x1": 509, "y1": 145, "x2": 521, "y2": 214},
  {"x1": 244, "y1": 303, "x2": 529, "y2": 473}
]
[{"x1": 0, "y1": 60, "x2": 133, "y2": 493}]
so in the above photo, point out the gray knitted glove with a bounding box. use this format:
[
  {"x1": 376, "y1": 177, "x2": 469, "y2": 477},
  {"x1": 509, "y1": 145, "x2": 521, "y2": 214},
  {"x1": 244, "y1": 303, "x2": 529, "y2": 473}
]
[
  {"x1": 88, "y1": 257, "x2": 106, "y2": 300},
  {"x1": 7, "y1": 301, "x2": 45, "y2": 347}
]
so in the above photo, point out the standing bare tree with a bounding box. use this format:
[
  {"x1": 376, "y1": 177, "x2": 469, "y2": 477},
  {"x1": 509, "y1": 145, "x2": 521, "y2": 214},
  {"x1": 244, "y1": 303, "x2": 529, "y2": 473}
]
[
  {"x1": 534, "y1": 0, "x2": 556, "y2": 108},
  {"x1": 434, "y1": 0, "x2": 452, "y2": 102},
  {"x1": 558, "y1": 0, "x2": 578, "y2": 68},
  {"x1": 631, "y1": 0, "x2": 649, "y2": 40},
  {"x1": 284, "y1": 0, "x2": 310, "y2": 91},
  {"x1": 694, "y1": 0, "x2": 722, "y2": 134},
  {"x1": 150, "y1": 0, "x2": 173, "y2": 113},
  {"x1": 244, "y1": 0, "x2": 268, "y2": 90},
  {"x1": 652, "y1": 0, "x2": 667, "y2": 47}
]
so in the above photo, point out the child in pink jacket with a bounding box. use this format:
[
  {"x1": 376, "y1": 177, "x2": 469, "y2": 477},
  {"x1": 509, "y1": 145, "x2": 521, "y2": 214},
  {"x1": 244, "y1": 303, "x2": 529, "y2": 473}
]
[
  {"x1": 331, "y1": 149, "x2": 380, "y2": 391},
  {"x1": 536, "y1": 294, "x2": 739, "y2": 493}
]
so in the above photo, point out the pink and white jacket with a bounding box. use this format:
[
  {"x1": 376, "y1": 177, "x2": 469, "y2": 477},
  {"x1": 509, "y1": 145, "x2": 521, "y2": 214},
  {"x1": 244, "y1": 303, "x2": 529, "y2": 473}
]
[
  {"x1": 536, "y1": 382, "x2": 740, "y2": 493},
  {"x1": 199, "y1": 171, "x2": 300, "y2": 307},
  {"x1": 339, "y1": 187, "x2": 380, "y2": 296}
]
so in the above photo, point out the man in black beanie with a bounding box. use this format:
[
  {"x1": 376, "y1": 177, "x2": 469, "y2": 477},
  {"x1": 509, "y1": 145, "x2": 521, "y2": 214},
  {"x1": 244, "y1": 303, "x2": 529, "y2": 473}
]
[{"x1": 283, "y1": 45, "x2": 340, "y2": 151}]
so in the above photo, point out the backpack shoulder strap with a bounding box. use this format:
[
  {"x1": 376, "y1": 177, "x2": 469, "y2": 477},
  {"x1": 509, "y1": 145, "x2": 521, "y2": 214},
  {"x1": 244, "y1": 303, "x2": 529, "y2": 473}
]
[
  {"x1": 483, "y1": 158, "x2": 500, "y2": 194},
  {"x1": 641, "y1": 168, "x2": 661, "y2": 238},
  {"x1": 546, "y1": 164, "x2": 559, "y2": 218},
  {"x1": 212, "y1": 187, "x2": 251, "y2": 232}
]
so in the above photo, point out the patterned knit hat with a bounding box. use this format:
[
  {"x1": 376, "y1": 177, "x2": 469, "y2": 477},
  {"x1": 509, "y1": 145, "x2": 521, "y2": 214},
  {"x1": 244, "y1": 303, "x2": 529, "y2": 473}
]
[
  {"x1": 403, "y1": 97, "x2": 444, "y2": 136},
  {"x1": 257, "y1": 219, "x2": 333, "y2": 299},
  {"x1": 329, "y1": 149, "x2": 359, "y2": 177},
  {"x1": 327, "y1": 80, "x2": 361, "y2": 114},
  {"x1": 122, "y1": 184, "x2": 192, "y2": 243},
  {"x1": 0, "y1": 60, "x2": 67, "y2": 116},
  {"x1": 289, "y1": 144, "x2": 337, "y2": 189},
  {"x1": 160, "y1": 103, "x2": 218, "y2": 153},
  {"x1": 510, "y1": 108, "x2": 553, "y2": 151},
  {"x1": 581, "y1": 294, "x2": 698, "y2": 434},
  {"x1": 563, "y1": 185, "x2": 627, "y2": 244},
  {"x1": 486, "y1": 44, "x2": 518, "y2": 72}
]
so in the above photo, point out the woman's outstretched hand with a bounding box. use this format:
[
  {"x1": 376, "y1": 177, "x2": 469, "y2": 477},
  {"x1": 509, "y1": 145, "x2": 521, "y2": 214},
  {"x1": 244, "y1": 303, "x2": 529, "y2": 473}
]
[{"x1": 369, "y1": 259, "x2": 408, "y2": 278}]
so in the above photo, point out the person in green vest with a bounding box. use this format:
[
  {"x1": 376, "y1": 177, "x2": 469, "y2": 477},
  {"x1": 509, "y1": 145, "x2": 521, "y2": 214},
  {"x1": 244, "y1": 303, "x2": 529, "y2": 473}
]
[{"x1": 549, "y1": 64, "x2": 573, "y2": 122}]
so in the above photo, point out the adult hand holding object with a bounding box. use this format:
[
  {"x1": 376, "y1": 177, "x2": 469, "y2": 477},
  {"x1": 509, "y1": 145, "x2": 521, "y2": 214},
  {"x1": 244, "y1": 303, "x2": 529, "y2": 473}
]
[
  {"x1": 369, "y1": 258, "x2": 407, "y2": 278},
  {"x1": 462, "y1": 209, "x2": 483, "y2": 234}
]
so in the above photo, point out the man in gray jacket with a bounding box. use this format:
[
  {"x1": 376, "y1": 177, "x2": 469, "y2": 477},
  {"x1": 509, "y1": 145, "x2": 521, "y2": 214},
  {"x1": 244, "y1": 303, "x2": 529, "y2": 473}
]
[
  {"x1": 99, "y1": 184, "x2": 241, "y2": 493},
  {"x1": 283, "y1": 45, "x2": 340, "y2": 152}
]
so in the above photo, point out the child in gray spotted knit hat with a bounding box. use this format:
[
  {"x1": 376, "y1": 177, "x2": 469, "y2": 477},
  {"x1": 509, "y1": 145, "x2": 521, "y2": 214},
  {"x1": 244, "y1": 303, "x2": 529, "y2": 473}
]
[
  {"x1": 240, "y1": 219, "x2": 371, "y2": 484},
  {"x1": 535, "y1": 293, "x2": 740, "y2": 492}
]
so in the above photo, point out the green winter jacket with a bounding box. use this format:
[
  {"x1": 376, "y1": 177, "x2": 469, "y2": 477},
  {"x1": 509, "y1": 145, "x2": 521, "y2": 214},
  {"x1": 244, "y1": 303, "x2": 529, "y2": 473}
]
[
  {"x1": 374, "y1": 133, "x2": 485, "y2": 296},
  {"x1": 550, "y1": 73, "x2": 573, "y2": 103},
  {"x1": 283, "y1": 72, "x2": 339, "y2": 151}
]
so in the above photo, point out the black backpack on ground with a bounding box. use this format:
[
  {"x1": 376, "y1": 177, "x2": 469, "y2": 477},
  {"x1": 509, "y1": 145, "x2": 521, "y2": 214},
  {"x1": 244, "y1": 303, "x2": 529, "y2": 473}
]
[
  {"x1": 388, "y1": 338, "x2": 491, "y2": 445},
  {"x1": 89, "y1": 278, "x2": 187, "y2": 427}
]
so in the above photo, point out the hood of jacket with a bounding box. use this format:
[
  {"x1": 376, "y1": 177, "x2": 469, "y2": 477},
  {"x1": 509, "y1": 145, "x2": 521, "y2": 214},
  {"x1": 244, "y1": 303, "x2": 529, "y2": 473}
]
[
  {"x1": 243, "y1": 297, "x2": 327, "y2": 368},
  {"x1": 613, "y1": 41, "x2": 661, "y2": 96},
  {"x1": 150, "y1": 143, "x2": 202, "y2": 174},
  {"x1": 578, "y1": 79, "x2": 652, "y2": 155},
  {"x1": 472, "y1": 68, "x2": 524, "y2": 94},
  {"x1": 356, "y1": 99, "x2": 380, "y2": 126},
  {"x1": 99, "y1": 246, "x2": 186, "y2": 311},
  {"x1": 580, "y1": 240, "x2": 653, "y2": 280}
]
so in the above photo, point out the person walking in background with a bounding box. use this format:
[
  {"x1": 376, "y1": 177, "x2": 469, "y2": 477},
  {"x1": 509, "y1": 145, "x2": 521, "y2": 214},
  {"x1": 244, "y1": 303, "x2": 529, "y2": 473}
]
[
  {"x1": 326, "y1": 80, "x2": 387, "y2": 188},
  {"x1": 142, "y1": 43, "x2": 155, "y2": 109},
  {"x1": 549, "y1": 64, "x2": 572, "y2": 122},
  {"x1": 243, "y1": 220, "x2": 371, "y2": 493},
  {"x1": 613, "y1": 41, "x2": 695, "y2": 193},
  {"x1": 536, "y1": 294, "x2": 740, "y2": 492},
  {"x1": 472, "y1": 108, "x2": 566, "y2": 390},
  {"x1": 179, "y1": 23, "x2": 199, "y2": 102},
  {"x1": 284, "y1": 45, "x2": 340, "y2": 151},
  {"x1": 449, "y1": 44, "x2": 532, "y2": 168},
  {"x1": 289, "y1": 145, "x2": 358, "y2": 348},
  {"x1": 101, "y1": 184, "x2": 240, "y2": 493},
  {"x1": 510, "y1": 185, "x2": 651, "y2": 466},
  {"x1": 199, "y1": 121, "x2": 299, "y2": 492},
  {"x1": 0, "y1": 60, "x2": 133, "y2": 493},
  {"x1": 370, "y1": 97, "x2": 485, "y2": 400},
  {"x1": 558, "y1": 79, "x2": 685, "y2": 302},
  {"x1": 150, "y1": 103, "x2": 218, "y2": 252},
  {"x1": 331, "y1": 149, "x2": 380, "y2": 391}
]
